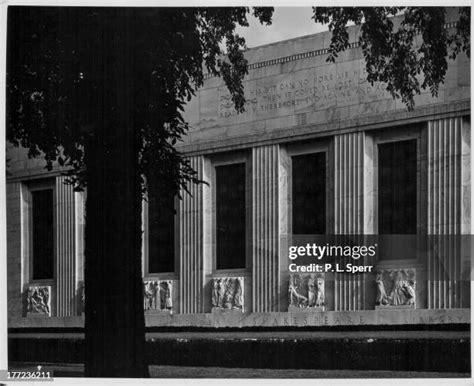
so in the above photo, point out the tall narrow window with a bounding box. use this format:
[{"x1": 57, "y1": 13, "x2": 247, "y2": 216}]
[
  {"x1": 31, "y1": 189, "x2": 54, "y2": 280},
  {"x1": 216, "y1": 163, "x2": 246, "y2": 270},
  {"x1": 378, "y1": 139, "x2": 417, "y2": 234},
  {"x1": 148, "y1": 187, "x2": 175, "y2": 273},
  {"x1": 292, "y1": 152, "x2": 326, "y2": 234}
]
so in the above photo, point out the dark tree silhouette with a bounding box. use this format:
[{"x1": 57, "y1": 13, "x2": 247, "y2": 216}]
[{"x1": 6, "y1": 6, "x2": 272, "y2": 377}]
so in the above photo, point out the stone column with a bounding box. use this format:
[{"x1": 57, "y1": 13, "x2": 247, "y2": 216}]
[
  {"x1": 427, "y1": 117, "x2": 470, "y2": 309},
  {"x1": 333, "y1": 132, "x2": 365, "y2": 311},
  {"x1": 179, "y1": 156, "x2": 205, "y2": 314},
  {"x1": 55, "y1": 176, "x2": 76, "y2": 316},
  {"x1": 75, "y1": 190, "x2": 85, "y2": 314},
  {"x1": 252, "y1": 145, "x2": 280, "y2": 312}
]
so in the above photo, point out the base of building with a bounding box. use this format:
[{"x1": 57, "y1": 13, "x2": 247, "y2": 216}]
[
  {"x1": 8, "y1": 328, "x2": 470, "y2": 373},
  {"x1": 8, "y1": 308, "x2": 470, "y2": 329},
  {"x1": 288, "y1": 305, "x2": 326, "y2": 312}
]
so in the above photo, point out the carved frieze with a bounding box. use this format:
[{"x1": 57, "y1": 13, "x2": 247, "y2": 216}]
[
  {"x1": 144, "y1": 280, "x2": 173, "y2": 312},
  {"x1": 289, "y1": 274, "x2": 325, "y2": 310},
  {"x1": 211, "y1": 277, "x2": 244, "y2": 312},
  {"x1": 26, "y1": 286, "x2": 51, "y2": 316},
  {"x1": 375, "y1": 269, "x2": 416, "y2": 308}
]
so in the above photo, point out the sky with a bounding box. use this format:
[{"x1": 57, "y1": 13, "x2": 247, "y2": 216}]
[{"x1": 236, "y1": 7, "x2": 329, "y2": 48}]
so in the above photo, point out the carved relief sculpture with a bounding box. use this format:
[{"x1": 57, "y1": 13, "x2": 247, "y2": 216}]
[
  {"x1": 315, "y1": 276, "x2": 325, "y2": 307},
  {"x1": 27, "y1": 286, "x2": 51, "y2": 316},
  {"x1": 81, "y1": 284, "x2": 85, "y2": 308},
  {"x1": 288, "y1": 273, "x2": 325, "y2": 309},
  {"x1": 375, "y1": 269, "x2": 416, "y2": 308},
  {"x1": 78, "y1": 282, "x2": 85, "y2": 314},
  {"x1": 289, "y1": 274, "x2": 308, "y2": 307},
  {"x1": 211, "y1": 277, "x2": 244, "y2": 311},
  {"x1": 307, "y1": 275, "x2": 316, "y2": 307},
  {"x1": 161, "y1": 280, "x2": 173, "y2": 310},
  {"x1": 234, "y1": 277, "x2": 243, "y2": 308},
  {"x1": 143, "y1": 280, "x2": 173, "y2": 312},
  {"x1": 211, "y1": 279, "x2": 219, "y2": 308},
  {"x1": 375, "y1": 271, "x2": 389, "y2": 306}
]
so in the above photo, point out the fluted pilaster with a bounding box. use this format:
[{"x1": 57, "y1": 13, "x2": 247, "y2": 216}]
[
  {"x1": 427, "y1": 117, "x2": 469, "y2": 308},
  {"x1": 334, "y1": 132, "x2": 365, "y2": 311},
  {"x1": 55, "y1": 176, "x2": 76, "y2": 316},
  {"x1": 252, "y1": 145, "x2": 280, "y2": 312},
  {"x1": 179, "y1": 156, "x2": 204, "y2": 314},
  {"x1": 74, "y1": 191, "x2": 85, "y2": 314}
]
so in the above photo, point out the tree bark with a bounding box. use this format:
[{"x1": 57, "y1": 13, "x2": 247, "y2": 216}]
[
  {"x1": 83, "y1": 122, "x2": 148, "y2": 377},
  {"x1": 83, "y1": 126, "x2": 148, "y2": 377}
]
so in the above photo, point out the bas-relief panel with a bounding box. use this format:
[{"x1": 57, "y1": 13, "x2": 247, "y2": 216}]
[
  {"x1": 211, "y1": 277, "x2": 244, "y2": 312},
  {"x1": 26, "y1": 286, "x2": 51, "y2": 316},
  {"x1": 288, "y1": 274, "x2": 325, "y2": 311},
  {"x1": 375, "y1": 269, "x2": 416, "y2": 309},
  {"x1": 144, "y1": 280, "x2": 174, "y2": 313}
]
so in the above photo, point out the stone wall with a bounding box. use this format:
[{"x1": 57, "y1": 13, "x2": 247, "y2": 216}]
[{"x1": 6, "y1": 178, "x2": 85, "y2": 318}]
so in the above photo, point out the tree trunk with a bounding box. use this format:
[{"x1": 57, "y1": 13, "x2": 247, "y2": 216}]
[
  {"x1": 83, "y1": 124, "x2": 148, "y2": 377},
  {"x1": 83, "y1": 9, "x2": 148, "y2": 377},
  {"x1": 83, "y1": 128, "x2": 148, "y2": 377}
]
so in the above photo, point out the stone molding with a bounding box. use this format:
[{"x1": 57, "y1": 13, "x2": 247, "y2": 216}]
[
  {"x1": 8, "y1": 308, "x2": 470, "y2": 328},
  {"x1": 177, "y1": 102, "x2": 470, "y2": 156}
]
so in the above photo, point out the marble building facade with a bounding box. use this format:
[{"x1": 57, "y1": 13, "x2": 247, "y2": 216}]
[{"x1": 6, "y1": 13, "x2": 471, "y2": 329}]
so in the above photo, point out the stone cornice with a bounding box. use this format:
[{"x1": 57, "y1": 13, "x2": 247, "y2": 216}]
[{"x1": 203, "y1": 21, "x2": 460, "y2": 81}]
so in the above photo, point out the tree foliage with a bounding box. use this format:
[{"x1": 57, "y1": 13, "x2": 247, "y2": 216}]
[
  {"x1": 313, "y1": 7, "x2": 470, "y2": 109},
  {"x1": 7, "y1": 7, "x2": 273, "y2": 198}
]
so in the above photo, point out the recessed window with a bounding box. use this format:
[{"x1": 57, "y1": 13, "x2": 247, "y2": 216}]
[
  {"x1": 292, "y1": 152, "x2": 326, "y2": 234},
  {"x1": 31, "y1": 189, "x2": 54, "y2": 280},
  {"x1": 378, "y1": 139, "x2": 417, "y2": 234},
  {"x1": 216, "y1": 163, "x2": 246, "y2": 270},
  {"x1": 148, "y1": 187, "x2": 176, "y2": 274}
]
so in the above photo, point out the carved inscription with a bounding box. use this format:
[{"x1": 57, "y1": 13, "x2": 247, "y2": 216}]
[
  {"x1": 144, "y1": 280, "x2": 173, "y2": 312},
  {"x1": 212, "y1": 277, "x2": 244, "y2": 311},
  {"x1": 26, "y1": 286, "x2": 51, "y2": 316},
  {"x1": 218, "y1": 64, "x2": 387, "y2": 119}
]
